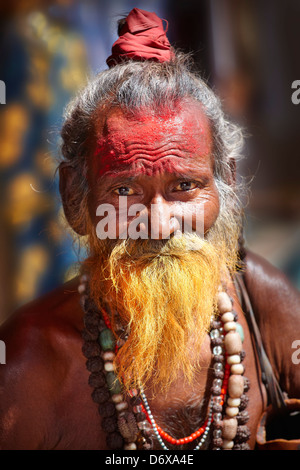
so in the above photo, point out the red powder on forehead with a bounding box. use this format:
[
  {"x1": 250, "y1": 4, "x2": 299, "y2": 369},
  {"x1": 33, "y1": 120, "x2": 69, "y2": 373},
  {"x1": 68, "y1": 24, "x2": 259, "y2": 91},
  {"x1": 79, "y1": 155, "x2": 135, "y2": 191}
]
[{"x1": 93, "y1": 104, "x2": 212, "y2": 178}]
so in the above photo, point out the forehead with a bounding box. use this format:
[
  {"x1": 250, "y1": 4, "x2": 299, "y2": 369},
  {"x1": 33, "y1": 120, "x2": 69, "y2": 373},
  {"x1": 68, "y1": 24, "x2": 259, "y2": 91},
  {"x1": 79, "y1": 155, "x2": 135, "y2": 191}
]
[
  {"x1": 92, "y1": 100, "x2": 213, "y2": 178},
  {"x1": 97, "y1": 101, "x2": 211, "y2": 144}
]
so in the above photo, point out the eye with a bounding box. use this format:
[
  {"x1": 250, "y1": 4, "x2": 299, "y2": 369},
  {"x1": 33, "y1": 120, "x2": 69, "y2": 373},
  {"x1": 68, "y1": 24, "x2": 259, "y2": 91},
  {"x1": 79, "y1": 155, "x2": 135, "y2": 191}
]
[
  {"x1": 113, "y1": 186, "x2": 134, "y2": 196},
  {"x1": 174, "y1": 181, "x2": 198, "y2": 192}
]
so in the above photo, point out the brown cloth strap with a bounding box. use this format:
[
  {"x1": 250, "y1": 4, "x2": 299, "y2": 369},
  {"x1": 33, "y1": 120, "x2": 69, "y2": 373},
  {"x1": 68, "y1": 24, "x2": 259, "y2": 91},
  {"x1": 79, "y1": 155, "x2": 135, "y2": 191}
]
[{"x1": 234, "y1": 272, "x2": 287, "y2": 413}]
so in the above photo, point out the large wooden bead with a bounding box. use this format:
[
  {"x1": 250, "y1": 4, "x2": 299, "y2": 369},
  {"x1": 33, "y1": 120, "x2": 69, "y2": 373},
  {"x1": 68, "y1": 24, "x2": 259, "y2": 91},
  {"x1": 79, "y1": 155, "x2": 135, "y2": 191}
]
[
  {"x1": 227, "y1": 397, "x2": 241, "y2": 407},
  {"x1": 225, "y1": 406, "x2": 239, "y2": 417},
  {"x1": 92, "y1": 387, "x2": 110, "y2": 404},
  {"x1": 217, "y1": 292, "x2": 232, "y2": 313},
  {"x1": 223, "y1": 321, "x2": 237, "y2": 332},
  {"x1": 235, "y1": 425, "x2": 251, "y2": 443},
  {"x1": 101, "y1": 416, "x2": 118, "y2": 433},
  {"x1": 82, "y1": 341, "x2": 101, "y2": 358},
  {"x1": 237, "y1": 410, "x2": 250, "y2": 425},
  {"x1": 88, "y1": 371, "x2": 106, "y2": 388},
  {"x1": 82, "y1": 327, "x2": 99, "y2": 342},
  {"x1": 227, "y1": 354, "x2": 241, "y2": 365},
  {"x1": 231, "y1": 364, "x2": 244, "y2": 375},
  {"x1": 106, "y1": 431, "x2": 124, "y2": 450},
  {"x1": 84, "y1": 310, "x2": 100, "y2": 328},
  {"x1": 222, "y1": 418, "x2": 238, "y2": 440},
  {"x1": 86, "y1": 356, "x2": 104, "y2": 373},
  {"x1": 228, "y1": 375, "x2": 244, "y2": 398},
  {"x1": 98, "y1": 401, "x2": 116, "y2": 417},
  {"x1": 224, "y1": 332, "x2": 243, "y2": 355},
  {"x1": 221, "y1": 312, "x2": 234, "y2": 323},
  {"x1": 222, "y1": 439, "x2": 234, "y2": 449}
]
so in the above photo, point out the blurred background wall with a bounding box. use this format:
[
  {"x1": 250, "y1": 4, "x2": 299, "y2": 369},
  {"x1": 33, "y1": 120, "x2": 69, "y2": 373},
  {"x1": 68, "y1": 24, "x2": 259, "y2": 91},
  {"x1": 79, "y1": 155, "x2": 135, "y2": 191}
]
[{"x1": 0, "y1": 0, "x2": 299, "y2": 320}]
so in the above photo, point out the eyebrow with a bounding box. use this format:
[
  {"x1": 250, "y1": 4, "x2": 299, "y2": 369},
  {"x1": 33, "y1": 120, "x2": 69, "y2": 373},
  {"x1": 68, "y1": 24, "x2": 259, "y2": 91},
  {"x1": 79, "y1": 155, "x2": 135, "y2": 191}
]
[{"x1": 171, "y1": 169, "x2": 208, "y2": 179}]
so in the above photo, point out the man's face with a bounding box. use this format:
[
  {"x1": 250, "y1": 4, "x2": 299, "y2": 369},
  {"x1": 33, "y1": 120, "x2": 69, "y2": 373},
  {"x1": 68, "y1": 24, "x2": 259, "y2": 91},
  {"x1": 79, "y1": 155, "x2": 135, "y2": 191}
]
[
  {"x1": 84, "y1": 100, "x2": 240, "y2": 392},
  {"x1": 88, "y1": 100, "x2": 220, "y2": 240}
]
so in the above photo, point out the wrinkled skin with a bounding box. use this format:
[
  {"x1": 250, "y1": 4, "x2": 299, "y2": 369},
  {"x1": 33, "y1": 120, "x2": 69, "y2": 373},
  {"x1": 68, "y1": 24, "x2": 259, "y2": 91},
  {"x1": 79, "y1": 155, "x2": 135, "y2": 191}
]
[
  {"x1": 0, "y1": 102, "x2": 299, "y2": 450},
  {"x1": 88, "y1": 103, "x2": 220, "y2": 239}
]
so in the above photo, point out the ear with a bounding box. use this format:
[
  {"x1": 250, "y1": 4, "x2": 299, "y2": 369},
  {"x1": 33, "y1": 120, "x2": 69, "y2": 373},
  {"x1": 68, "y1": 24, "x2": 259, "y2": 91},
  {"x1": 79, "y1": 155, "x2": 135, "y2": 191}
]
[{"x1": 58, "y1": 162, "x2": 88, "y2": 236}]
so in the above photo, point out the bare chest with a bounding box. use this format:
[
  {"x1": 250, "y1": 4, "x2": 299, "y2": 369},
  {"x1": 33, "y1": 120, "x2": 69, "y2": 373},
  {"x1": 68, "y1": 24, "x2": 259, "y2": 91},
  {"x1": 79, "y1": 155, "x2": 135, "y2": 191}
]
[{"x1": 54, "y1": 298, "x2": 266, "y2": 451}]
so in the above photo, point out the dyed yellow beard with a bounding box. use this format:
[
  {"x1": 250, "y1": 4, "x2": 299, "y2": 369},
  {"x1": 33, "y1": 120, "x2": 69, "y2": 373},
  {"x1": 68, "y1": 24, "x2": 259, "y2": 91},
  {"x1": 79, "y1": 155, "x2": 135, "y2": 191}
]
[{"x1": 86, "y1": 226, "x2": 239, "y2": 394}]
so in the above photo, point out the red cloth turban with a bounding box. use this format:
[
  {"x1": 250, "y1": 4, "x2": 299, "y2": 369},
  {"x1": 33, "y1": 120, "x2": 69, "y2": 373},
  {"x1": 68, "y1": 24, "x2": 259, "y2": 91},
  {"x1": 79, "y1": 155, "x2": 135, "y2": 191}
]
[{"x1": 106, "y1": 8, "x2": 174, "y2": 67}]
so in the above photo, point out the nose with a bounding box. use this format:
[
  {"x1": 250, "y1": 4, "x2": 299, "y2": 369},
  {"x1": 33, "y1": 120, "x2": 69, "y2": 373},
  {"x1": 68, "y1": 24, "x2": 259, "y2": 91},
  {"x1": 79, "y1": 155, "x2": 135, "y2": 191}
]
[{"x1": 147, "y1": 195, "x2": 181, "y2": 239}]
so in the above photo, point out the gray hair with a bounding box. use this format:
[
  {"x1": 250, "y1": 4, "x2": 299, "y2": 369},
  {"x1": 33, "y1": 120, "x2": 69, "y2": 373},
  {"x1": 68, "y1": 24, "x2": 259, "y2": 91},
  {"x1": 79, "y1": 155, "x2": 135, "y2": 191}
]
[{"x1": 60, "y1": 53, "x2": 244, "y2": 228}]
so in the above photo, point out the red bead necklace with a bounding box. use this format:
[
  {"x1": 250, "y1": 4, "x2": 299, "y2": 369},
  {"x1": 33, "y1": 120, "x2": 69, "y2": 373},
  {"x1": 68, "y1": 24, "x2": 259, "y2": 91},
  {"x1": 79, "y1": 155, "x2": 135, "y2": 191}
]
[{"x1": 141, "y1": 361, "x2": 230, "y2": 446}]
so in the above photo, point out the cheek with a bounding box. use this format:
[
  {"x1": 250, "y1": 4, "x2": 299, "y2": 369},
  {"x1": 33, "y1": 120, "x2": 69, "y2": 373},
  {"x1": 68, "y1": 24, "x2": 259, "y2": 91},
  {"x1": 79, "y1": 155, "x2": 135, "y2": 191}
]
[
  {"x1": 94, "y1": 198, "x2": 147, "y2": 240},
  {"x1": 188, "y1": 188, "x2": 220, "y2": 235},
  {"x1": 203, "y1": 182, "x2": 220, "y2": 232},
  {"x1": 203, "y1": 194, "x2": 220, "y2": 233}
]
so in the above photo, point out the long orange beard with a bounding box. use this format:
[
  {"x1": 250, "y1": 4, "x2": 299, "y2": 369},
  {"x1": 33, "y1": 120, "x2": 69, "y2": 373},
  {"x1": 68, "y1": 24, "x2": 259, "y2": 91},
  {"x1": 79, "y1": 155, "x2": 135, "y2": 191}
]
[{"x1": 85, "y1": 215, "x2": 240, "y2": 394}]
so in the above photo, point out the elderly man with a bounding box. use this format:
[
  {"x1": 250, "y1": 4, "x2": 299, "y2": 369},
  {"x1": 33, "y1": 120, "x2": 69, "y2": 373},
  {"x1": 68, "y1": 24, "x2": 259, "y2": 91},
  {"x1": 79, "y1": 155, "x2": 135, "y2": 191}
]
[{"x1": 0, "y1": 8, "x2": 299, "y2": 451}]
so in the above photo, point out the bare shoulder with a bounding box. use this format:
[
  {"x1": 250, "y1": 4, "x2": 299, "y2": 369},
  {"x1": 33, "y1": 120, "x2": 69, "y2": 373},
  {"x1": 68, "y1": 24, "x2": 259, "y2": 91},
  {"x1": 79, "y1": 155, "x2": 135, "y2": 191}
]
[
  {"x1": 0, "y1": 277, "x2": 83, "y2": 449},
  {"x1": 1, "y1": 276, "x2": 82, "y2": 344},
  {"x1": 0, "y1": 276, "x2": 83, "y2": 368},
  {"x1": 244, "y1": 250, "x2": 300, "y2": 316},
  {"x1": 243, "y1": 250, "x2": 300, "y2": 397}
]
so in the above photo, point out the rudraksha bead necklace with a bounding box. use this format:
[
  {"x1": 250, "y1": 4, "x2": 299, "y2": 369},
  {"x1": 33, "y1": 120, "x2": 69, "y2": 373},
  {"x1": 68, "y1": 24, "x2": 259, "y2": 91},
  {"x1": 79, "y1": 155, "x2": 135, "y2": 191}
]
[{"x1": 79, "y1": 274, "x2": 251, "y2": 450}]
